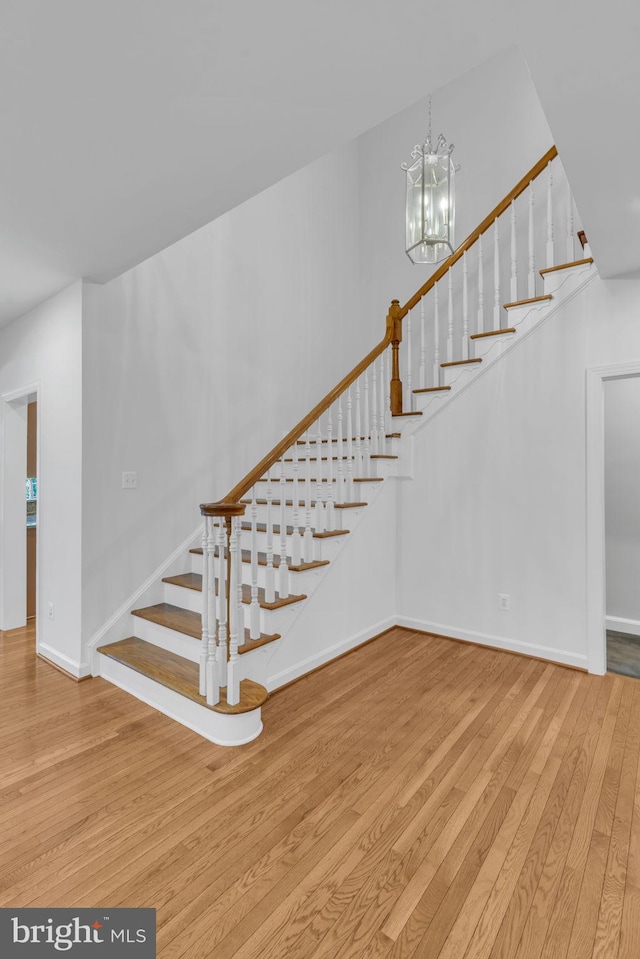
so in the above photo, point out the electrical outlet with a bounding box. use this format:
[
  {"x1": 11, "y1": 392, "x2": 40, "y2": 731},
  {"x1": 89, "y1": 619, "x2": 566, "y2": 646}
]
[
  {"x1": 498, "y1": 593, "x2": 511, "y2": 611},
  {"x1": 48, "y1": 602, "x2": 54, "y2": 620},
  {"x1": 122, "y1": 471, "x2": 137, "y2": 489}
]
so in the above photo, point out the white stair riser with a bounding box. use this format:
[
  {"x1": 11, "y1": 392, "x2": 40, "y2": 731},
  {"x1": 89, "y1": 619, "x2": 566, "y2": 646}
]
[
  {"x1": 442, "y1": 364, "x2": 483, "y2": 388},
  {"x1": 187, "y1": 553, "x2": 324, "y2": 591},
  {"x1": 240, "y1": 502, "x2": 367, "y2": 528},
  {"x1": 472, "y1": 332, "x2": 516, "y2": 360},
  {"x1": 97, "y1": 653, "x2": 262, "y2": 747},
  {"x1": 541, "y1": 261, "x2": 593, "y2": 295},
  {"x1": 273, "y1": 458, "x2": 384, "y2": 479},
  {"x1": 162, "y1": 581, "x2": 305, "y2": 635},
  {"x1": 133, "y1": 614, "x2": 202, "y2": 662},
  {"x1": 412, "y1": 392, "x2": 452, "y2": 414},
  {"x1": 190, "y1": 529, "x2": 349, "y2": 569},
  {"x1": 504, "y1": 301, "x2": 549, "y2": 331}
]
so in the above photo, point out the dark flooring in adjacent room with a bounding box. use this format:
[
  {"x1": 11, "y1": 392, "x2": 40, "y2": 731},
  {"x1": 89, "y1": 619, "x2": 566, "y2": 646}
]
[{"x1": 607, "y1": 630, "x2": 640, "y2": 679}]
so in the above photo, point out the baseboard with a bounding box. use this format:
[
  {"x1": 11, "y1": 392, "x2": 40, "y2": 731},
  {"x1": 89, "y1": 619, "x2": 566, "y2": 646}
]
[
  {"x1": 85, "y1": 523, "x2": 203, "y2": 668},
  {"x1": 266, "y1": 615, "x2": 396, "y2": 691},
  {"x1": 606, "y1": 616, "x2": 640, "y2": 638},
  {"x1": 38, "y1": 642, "x2": 92, "y2": 680},
  {"x1": 396, "y1": 616, "x2": 589, "y2": 671}
]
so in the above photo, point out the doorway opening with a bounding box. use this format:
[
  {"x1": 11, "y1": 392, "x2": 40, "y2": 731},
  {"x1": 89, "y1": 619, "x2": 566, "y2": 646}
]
[
  {"x1": 604, "y1": 376, "x2": 640, "y2": 677},
  {"x1": 0, "y1": 385, "x2": 39, "y2": 643},
  {"x1": 586, "y1": 362, "x2": 640, "y2": 676}
]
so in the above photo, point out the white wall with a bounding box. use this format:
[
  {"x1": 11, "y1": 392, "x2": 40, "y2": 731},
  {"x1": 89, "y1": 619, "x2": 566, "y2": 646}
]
[
  {"x1": 605, "y1": 376, "x2": 640, "y2": 632},
  {"x1": 357, "y1": 46, "x2": 554, "y2": 323},
  {"x1": 82, "y1": 142, "x2": 367, "y2": 642},
  {"x1": 397, "y1": 275, "x2": 640, "y2": 669},
  {"x1": 0, "y1": 282, "x2": 84, "y2": 673}
]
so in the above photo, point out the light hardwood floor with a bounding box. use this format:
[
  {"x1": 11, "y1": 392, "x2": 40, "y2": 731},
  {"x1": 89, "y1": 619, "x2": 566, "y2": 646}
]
[{"x1": 1, "y1": 623, "x2": 639, "y2": 958}]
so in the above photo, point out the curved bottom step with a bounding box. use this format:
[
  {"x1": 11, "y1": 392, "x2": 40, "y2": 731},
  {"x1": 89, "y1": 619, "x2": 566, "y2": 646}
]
[{"x1": 97, "y1": 637, "x2": 266, "y2": 746}]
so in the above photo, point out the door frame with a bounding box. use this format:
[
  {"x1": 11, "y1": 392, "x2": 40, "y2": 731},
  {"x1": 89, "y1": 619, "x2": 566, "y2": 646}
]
[
  {"x1": 586, "y1": 360, "x2": 640, "y2": 674},
  {"x1": 0, "y1": 382, "x2": 40, "y2": 637}
]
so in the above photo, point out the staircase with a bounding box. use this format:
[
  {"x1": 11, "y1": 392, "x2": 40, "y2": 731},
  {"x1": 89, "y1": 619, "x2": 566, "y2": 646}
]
[{"x1": 93, "y1": 146, "x2": 596, "y2": 745}]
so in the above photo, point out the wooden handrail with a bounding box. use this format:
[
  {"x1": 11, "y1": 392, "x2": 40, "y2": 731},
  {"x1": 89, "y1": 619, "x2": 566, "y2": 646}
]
[
  {"x1": 201, "y1": 313, "x2": 397, "y2": 514},
  {"x1": 201, "y1": 145, "x2": 558, "y2": 515},
  {"x1": 397, "y1": 145, "x2": 558, "y2": 321}
]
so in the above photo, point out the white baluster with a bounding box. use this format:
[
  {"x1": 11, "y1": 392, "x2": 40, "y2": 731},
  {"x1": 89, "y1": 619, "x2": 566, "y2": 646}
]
[
  {"x1": 290, "y1": 449, "x2": 302, "y2": 567},
  {"x1": 546, "y1": 160, "x2": 554, "y2": 268},
  {"x1": 212, "y1": 518, "x2": 227, "y2": 706},
  {"x1": 354, "y1": 378, "x2": 362, "y2": 483},
  {"x1": 199, "y1": 519, "x2": 208, "y2": 696},
  {"x1": 315, "y1": 422, "x2": 325, "y2": 532},
  {"x1": 325, "y1": 407, "x2": 335, "y2": 531},
  {"x1": 362, "y1": 367, "x2": 371, "y2": 477},
  {"x1": 447, "y1": 270, "x2": 454, "y2": 362},
  {"x1": 419, "y1": 298, "x2": 426, "y2": 389},
  {"x1": 226, "y1": 515, "x2": 240, "y2": 706},
  {"x1": 493, "y1": 217, "x2": 501, "y2": 331},
  {"x1": 462, "y1": 251, "x2": 469, "y2": 360},
  {"x1": 264, "y1": 467, "x2": 275, "y2": 603},
  {"x1": 566, "y1": 173, "x2": 574, "y2": 263},
  {"x1": 249, "y1": 487, "x2": 260, "y2": 639},
  {"x1": 346, "y1": 387, "x2": 354, "y2": 502},
  {"x1": 279, "y1": 459, "x2": 289, "y2": 598},
  {"x1": 477, "y1": 234, "x2": 485, "y2": 334},
  {"x1": 385, "y1": 346, "x2": 393, "y2": 435},
  {"x1": 528, "y1": 181, "x2": 536, "y2": 298},
  {"x1": 378, "y1": 354, "x2": 386, "y2": 453},
  {"x1": 199, "y1": 518, "x2": 211, "y2": 696},
  {"x1": 433, "y1": 282, "x2": 440, "y2": 386},
  {"x1": 371, "y1": 361, "x2": 379, "y2": 457},
  {"x1": 302, "y1": 431, "x2": 313, "y2": 562},
  {"x1": 510, "y1": 198, "x2": 518, "y2": 302},
  {"x1": 406, "y1": 310, "x2": 413, "y2": 411},
  {"x1": 336, "y1": 395, "x2": 344, "y2": 505}
]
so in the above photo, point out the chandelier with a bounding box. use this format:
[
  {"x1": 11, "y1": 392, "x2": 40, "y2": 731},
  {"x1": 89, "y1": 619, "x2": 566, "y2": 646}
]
[{"x1": 402, "y1": 96, "x2": 459, "y2": 264}]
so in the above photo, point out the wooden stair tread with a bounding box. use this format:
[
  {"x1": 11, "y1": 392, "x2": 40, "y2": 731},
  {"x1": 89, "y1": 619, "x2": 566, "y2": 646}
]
[
  {"x1": 577, "y1": 230, "x2": 587, "y2": 249},
  {"x1": 162, "y1": 573, "x2": 306, "y2": 610},
  {"x1": 97, "y1": 637, "x2": 268, "y2": 714},
  {"x1": 131, "y1": 602, "x2": 280, "y2": 648},
  {"x1": 133, "y1": 602, "x2": 202, "y2": 637},
  {"x1": 240, "y1": 521, "x2": 349, "y2": 538},
  {"x1": 392, "y1": 410, "x2": 422, "y2": 417},
  {"x1": 441, "y1": 358, "x2": 483, "y2": 368},
  {"x1": 386, "y1": 432, "x2": 401, "y2": 438},
  {"x1": 241, "y1": 498, "x2": 366, "y2": 508},
  {"x1": 370, "y1": 454, "x2": 398, "y2": 459},
  {"x1": 470, "y1": 327, "x2": 516, "y2": 340},
  {"x1": 539, "y1": 257, "x2": 593, "y2": 275},
  {"x1": 262, "y1": 476, "x2": 381, "y2": 484},
  {"x1": 284, "y1": 455, "x2": 355, "y2": 462},
  {"x1": 503, "y1": 293, "x2": 552, "y2": 309},
  {"x1": 413, "y1": 385, "x2": 451, "y2": 393},
  {"x1": 190, "y1": 547, "x2": 329, "y2": 573},
  {"x1": 295, "y1": 436, "x2": 367, "y2": 446}
]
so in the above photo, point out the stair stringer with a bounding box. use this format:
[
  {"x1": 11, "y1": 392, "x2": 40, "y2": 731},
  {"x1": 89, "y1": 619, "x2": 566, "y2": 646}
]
[
  {"x1": 409, "y1": 264, "x2": 598, "y2": 433},
  {"x1": 262, "y1": 476, "x2": 398, "y2": 691}
]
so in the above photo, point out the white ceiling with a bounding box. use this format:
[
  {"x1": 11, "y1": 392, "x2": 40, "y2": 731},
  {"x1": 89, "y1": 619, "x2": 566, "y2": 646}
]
[{"x1": 0, "y1": 0, "x2": 637, "y2": 326}]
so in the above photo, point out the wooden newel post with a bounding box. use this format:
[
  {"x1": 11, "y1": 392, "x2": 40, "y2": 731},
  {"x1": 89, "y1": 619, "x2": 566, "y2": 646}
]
[
  {"x1": 386, "y1": 299, "x2": 403, "y2": 416},
  {"x1": 199, "y1": 500, "x2": 246, "y2": 702}
]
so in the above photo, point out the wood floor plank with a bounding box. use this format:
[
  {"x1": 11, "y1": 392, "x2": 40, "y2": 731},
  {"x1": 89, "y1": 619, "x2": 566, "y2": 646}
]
[{"x1": 3, "y1": 625, "x2": 640, "y2": 959}]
